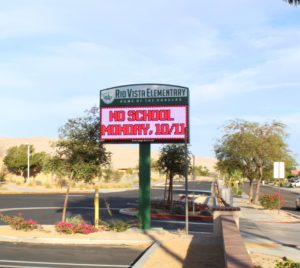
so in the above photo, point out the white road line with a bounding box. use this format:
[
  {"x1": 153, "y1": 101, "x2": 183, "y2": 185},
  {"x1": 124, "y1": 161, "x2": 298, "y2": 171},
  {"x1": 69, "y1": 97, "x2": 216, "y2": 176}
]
[
  {"x1": 152, "y1": 219, "x2": 213, "y2": 225},
  {"x1": 0, "y1": 260, "x2": 129, "y2": 267},
  {"x1": 0, "y1": 207, "x2": 122, "y2": 212},
  {"x1": 0, "y1": 265, "x2": 52, "y2": 268}
]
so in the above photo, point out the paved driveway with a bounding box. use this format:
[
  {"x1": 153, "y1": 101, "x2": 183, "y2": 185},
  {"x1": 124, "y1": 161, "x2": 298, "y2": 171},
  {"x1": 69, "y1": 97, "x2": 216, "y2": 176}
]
[{"x1": 0, "y1": 242, "x2": 145, "y2": 268}]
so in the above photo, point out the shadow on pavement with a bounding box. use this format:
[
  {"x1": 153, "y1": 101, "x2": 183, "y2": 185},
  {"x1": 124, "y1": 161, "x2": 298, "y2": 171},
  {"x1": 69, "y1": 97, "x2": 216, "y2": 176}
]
[{"x1": 183, "y1": 234, "x2": 225, "y2": 268}]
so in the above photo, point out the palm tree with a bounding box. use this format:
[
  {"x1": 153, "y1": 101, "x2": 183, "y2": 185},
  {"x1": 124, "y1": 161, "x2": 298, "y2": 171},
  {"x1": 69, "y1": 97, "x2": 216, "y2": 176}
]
[{"x1": 285, "y1": 0, "x2": 300, "y2": 5}]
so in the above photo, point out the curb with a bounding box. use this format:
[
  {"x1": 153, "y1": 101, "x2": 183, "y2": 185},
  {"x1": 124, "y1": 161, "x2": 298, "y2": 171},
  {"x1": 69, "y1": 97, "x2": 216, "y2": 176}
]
[
  {"x1": 0, "y1": 191, "x2": 92, "y2": 195},
  {"x1": 255, "y1": 220, "x2": 300, "y2": 224},
  {"x1": 0, "y1": 188, "x2": 137, "y2": 195},
  {"x1": 0, "y1": 235, "x2": 151, "y2": 246},
  {"x1": 286, "y1": 211, "x2": 300, "y2": 220},
  {"x1": 131, "y1": 240, "x2": 161, "y2": 268}
]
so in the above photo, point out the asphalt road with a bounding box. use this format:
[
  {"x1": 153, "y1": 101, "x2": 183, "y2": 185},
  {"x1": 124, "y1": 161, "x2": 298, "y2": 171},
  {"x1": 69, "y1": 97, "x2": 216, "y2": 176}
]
[
  {"x1": 243, "y1": 183, "x2": 300, "y2": 216},
  {"x1": 0, "y1": 181, "x2": 212, "y2": 267},
  {"x1": 0, "y1": 181, "x2": 213, "y2": 233},
  {"x1": 0, "y1": 242, "x2": 145, "y2": 268}
]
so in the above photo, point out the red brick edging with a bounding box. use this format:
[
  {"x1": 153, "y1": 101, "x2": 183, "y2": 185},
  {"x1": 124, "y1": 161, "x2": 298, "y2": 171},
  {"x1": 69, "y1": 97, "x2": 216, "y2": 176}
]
[
  {"x1": 151, "y1": 213, "x2": 213, "y2": 222},
  {"x1": 221, "y1": 215, "x2": 253, "y2": 268}
]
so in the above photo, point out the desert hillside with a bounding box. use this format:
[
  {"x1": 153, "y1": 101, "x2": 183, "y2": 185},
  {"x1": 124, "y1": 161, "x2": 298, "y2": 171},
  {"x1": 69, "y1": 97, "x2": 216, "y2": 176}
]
[{"x1": 0, "y1": 137, "x2": 217, "y2": 171}]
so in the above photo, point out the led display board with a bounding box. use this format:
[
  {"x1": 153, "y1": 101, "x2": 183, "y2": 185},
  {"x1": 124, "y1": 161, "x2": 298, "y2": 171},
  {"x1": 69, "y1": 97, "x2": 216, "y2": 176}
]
[{"x1": 100, "y1": 84, "x2": 189, "y2": 143}]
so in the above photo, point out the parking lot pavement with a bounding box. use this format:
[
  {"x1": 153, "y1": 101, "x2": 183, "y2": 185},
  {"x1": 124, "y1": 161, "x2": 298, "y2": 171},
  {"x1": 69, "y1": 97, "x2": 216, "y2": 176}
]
[{"x1": 0, "y1": 242, "x2": 146, "y2": 268}]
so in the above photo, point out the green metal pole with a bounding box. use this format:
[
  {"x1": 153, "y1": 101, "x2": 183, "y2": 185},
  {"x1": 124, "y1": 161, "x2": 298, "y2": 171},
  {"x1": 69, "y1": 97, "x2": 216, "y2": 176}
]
[{"x1": 139, "y1": 143, "x2": 151, "y2": 230}]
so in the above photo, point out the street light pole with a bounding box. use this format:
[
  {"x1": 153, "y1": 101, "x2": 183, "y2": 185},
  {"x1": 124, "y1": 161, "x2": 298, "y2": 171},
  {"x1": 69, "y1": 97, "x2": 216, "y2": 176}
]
[
  {"x1": 184, "y1": 127, "x2": 189, "y2": 235},
  {"x1": 27, "y1": 144, "x2": 30, "y2": 183},
  {"x1": 192, "y1": 154, "x2": 195, "y2": 181}
]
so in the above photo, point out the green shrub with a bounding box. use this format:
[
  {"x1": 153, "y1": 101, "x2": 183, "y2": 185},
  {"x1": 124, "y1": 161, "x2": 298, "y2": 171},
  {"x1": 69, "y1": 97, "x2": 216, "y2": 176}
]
[
  {"x1": 260, "y1": 193, "x2": 284, "y2": 210},
  {"x1": 171, "y1": 205, "x2": 185, "y2": 215},
  {"x1": 66, "y1": 215, "x2": 83, "y2": 225},
  {"x1": 108, "y1": 220, "x2": 131, "y2": 232},
  {"x1": 126, "y1": 168, "x2": 134, "y2": 175},
  {"x1": 0, "y1": 166, "x2": 8, "y2": 182},
  {"x1": 275, "y1": 257, "x2": 300, "y2": 268},
  {"x1": 199, "y1": 210, "x2": 212, "y2": 216},
  {"x1": 232, "y1": 187, "x2": 242, "y2": 197}
]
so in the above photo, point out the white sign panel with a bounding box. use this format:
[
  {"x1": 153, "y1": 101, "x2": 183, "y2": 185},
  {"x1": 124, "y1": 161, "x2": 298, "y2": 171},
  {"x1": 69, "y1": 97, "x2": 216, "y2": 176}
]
[
  {"x1": 100, "y1": 105, "x2": 187, "y2": 141},
  {"x1": 274, "y1": 162, "x2": 285, "y2": 179}
]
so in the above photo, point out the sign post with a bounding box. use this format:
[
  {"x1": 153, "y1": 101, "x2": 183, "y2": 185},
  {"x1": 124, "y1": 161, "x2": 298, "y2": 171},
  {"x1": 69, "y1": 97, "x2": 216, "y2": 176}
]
[
  {"x1": 273, "y1": 162, "x2": 285, "y2": 213},
  {"x1": 184, "y1": 127, "x2": 189, "y2": 235},
  {"x1": 139, "y1": 143, "x2": 151, "y2": 229},
  {"x1": 100, "y1": 84, "x2": 189, "y2": 230}
]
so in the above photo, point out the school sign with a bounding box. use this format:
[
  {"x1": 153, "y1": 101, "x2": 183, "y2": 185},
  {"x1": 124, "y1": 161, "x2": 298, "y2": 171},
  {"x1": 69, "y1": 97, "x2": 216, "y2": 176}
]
[
  {"x1": 99, "y1": 84, "x2": 190, "y2": 230},
  {"x1": 100, "y1": 84, "x2": 189, "y2": 143}
]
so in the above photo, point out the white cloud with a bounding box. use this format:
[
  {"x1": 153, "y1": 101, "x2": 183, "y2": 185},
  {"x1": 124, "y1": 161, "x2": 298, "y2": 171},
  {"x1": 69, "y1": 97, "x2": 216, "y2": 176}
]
[{"x1": 191, "y1": 42, "x2": 300, "y2": 102}]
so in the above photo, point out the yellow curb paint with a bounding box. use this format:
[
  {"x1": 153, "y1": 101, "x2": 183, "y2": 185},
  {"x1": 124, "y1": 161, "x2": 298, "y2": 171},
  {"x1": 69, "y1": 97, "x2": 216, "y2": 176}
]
[
  {"x1": 245, "y1": 242, "x2": 279, "y2": 249},
  {"x1": 0, "y1": 191, "x2": 93, "y2": 195}
]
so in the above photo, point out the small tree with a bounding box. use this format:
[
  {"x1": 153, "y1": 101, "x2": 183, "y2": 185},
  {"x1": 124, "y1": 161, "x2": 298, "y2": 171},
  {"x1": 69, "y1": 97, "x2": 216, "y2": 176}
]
[
  {"x1": 50, "y1": 107, "x2": 111, "y2": 222},
  {"x1": 157, "y1": 144, "x2": 191, "y2": 206},
  {"x1": 194, "y1": 165, "x2": 210, "y2": 176},
  {"x1": 3, "y1": 145, "x2": 47, "y2": 182},
  {"x1": 215, "y1": 120, "x2": 296, "y2": 203}
]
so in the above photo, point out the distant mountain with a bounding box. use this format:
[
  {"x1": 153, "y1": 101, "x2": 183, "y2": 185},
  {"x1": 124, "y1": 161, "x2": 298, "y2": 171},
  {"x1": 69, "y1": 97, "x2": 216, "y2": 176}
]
[{"x1": 0, "y1": 137, "x2": 217, "y2": 171}]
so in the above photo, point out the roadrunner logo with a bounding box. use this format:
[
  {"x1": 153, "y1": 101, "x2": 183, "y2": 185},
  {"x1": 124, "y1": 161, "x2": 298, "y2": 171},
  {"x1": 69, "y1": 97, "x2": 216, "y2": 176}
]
[{"x1": 101, "y1": 90, "x2": 115, "y2": 104}]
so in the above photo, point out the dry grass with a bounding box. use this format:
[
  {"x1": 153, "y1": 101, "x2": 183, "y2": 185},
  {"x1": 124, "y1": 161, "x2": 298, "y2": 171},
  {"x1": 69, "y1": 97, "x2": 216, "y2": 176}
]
[
  {"x1": 0, "y1": 137, "x2": 217, "y2": 171},
  {"x1": 250, "y1": 253, "x2": 282, "y2": 268}
]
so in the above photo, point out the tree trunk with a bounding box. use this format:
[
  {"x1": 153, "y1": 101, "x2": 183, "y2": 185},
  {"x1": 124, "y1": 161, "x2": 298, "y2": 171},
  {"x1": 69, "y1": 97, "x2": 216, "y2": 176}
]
[
  {"x1": 248, "y1": 179, "x2": 254, "y2": 203},
  {"x1": 62, "y1": 184, "x2": 70, "y2": 222},
  {"x1": 163, "y1": 174, "x2": 168, "y2": 205},
  {"x1": 21, "y1": 170, "x2": 26, "y2": 183},
  {"x1": 62, "y1": 173, "x2": 73, "y2": 222},
  {"x1": 167, "y1": 172, "x2": 173, "y2": 206},
  {"x1": 254, "y1": 166, "x2": 263, "y2": 204}
]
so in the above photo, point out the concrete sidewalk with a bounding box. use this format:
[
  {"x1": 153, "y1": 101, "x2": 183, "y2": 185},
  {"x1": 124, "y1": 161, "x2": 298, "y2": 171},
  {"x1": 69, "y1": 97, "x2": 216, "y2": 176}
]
[
  {"x1": 235, "y1": 194, "x2": 300, "y2": 262},
  {"x1": 0, "y1": 183, "x2": 137, "y2": 194}
]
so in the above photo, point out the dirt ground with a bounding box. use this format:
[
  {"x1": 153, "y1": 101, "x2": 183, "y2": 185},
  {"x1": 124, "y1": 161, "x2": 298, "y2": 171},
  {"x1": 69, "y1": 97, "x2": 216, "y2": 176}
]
[{"x1": 250, "y1": 252, "x2": 282, "y2": 268}]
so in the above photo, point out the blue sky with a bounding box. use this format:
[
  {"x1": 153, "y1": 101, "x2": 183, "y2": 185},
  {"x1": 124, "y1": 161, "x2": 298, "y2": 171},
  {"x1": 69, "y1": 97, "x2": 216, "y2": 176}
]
[{"x1": 1, "y1": 0, "x2": 300, "y2": 163}]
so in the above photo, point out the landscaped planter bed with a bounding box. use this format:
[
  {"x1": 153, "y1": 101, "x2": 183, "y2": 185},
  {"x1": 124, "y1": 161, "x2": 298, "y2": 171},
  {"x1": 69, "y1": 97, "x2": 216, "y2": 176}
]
[{"x1": 151, "y1": 213, "x2": 213, "y2": 222}]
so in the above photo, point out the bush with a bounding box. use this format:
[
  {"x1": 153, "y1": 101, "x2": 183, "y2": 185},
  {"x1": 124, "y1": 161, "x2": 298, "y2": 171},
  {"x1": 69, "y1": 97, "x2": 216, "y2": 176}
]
[
  {"x1": 0, "y1": 166, "x2": 8, "y2": 182},
  {"x1": 108, "y1": 220, "x2": 131, "y2": 232},
  {"x1": 171, "y1": 205, "x2": 185, "y2": 215},
  {"x1": 66, "y1": 215, "x2": 83, "y2": 225},
  {"x1": 260, "y1": 193, "x2": 284, "y2": 210},
  {"x1": 232, "y1": 187, "x2": 242, "y2": 197},
  {"x1": 55, "y1": 221, "x2": 104, "y2": 234},
  {"x1": 0, "y1": 213, "x2": 39, "y2": 231},
  {"x1": 35, "y1": 180, "x2": 43, "y2": 186},
  {"x1": 199, "y1": 210, "x2": 212, "y2": 216},
  {"x1": 275, "y1": 257, "x2": 300, "y2": 268},
  {"x1": 56, "y1": 177, "x2": 68, "y2": 188}
]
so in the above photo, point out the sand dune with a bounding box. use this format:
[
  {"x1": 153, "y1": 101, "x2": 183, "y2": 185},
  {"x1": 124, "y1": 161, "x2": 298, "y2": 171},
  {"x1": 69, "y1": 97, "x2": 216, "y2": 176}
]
[{"x1": 0, "y1": 137, "x2": 217, "y2": 171}]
